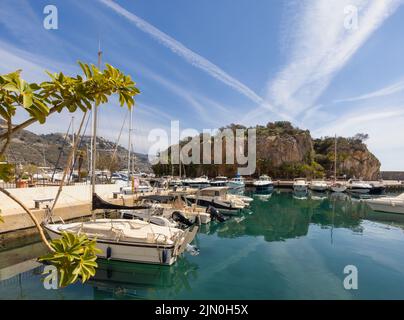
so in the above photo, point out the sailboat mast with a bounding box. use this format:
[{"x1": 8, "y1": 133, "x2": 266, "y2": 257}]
[
  {"x1": 179, "y1": 149, "x2": 182, "y2": 178},
  {"x1": 71, "y1": 116, "x2": 75, "y2": 175},
  {"x1": 334, "y1": 134, "x2": 337, "y2": 183},
  {"x1": 128, "y1": 107, "x2": 132, "y2": 186},
  {"x1": 91, "y1": 44, "x2": 102, "y2": 216}
]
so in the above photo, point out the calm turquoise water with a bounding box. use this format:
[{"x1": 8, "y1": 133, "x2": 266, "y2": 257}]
[{"x1": 2, "y1": 190, "x2": 404, "y2": 300}]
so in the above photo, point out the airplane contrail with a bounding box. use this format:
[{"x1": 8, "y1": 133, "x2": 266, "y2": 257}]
[{"x1": 99, "y1": 0, "x2": 265, "y2": 105}]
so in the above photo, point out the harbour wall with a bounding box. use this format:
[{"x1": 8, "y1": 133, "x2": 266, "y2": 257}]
[{"x1": 0, "y1": 184, "x2": 121, "y2": 236}]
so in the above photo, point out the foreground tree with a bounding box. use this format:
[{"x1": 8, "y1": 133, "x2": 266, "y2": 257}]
[{"x1": 0, "y1": 62, "x2": 140, "y2": 286}]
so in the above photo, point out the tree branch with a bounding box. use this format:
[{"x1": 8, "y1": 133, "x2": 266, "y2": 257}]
[{"x1": 0, "y1": 187, "x2": 54, "y2": 252}]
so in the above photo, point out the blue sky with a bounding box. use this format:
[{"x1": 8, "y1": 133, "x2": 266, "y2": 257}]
[{"x1": 1, "y1": 0, "x2": 404, "y2": 170}]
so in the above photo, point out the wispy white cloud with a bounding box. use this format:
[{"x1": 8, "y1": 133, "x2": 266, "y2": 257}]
[
  {"x1": 335, "y1": 80, "x2": 404, "y2": 103},
  {"x1": 98, "y1": 0, "x2": 265, "y2": 105},
  {"x1": 267, "y1": 0, "x2": 403, "y2": 116},
  {"x1": 312, "y1": 105, "x2": 404, "y2": 170}
]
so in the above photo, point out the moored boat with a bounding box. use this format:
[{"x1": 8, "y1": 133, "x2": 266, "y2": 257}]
[
  {"x1": 227, "y1": 175, "x2": 245, "y2": 190},
  {"x1": 210, "y1": 176, "x2": 228, "y2": 187},
  {"x1": 253, "y1": 175, "x2": 274, "y2": 192},
  {"x1": 44, "y1": 219, "x2": 198, "y2": 265},
  {"x1": 293, "y1": 178, "x2": 308, "y2": 192},
  {"x1": 347, "y1": 179, "x2": 372, "y2": 194},
  {"x1": 185, "y1": 186, "x2": 246, "y2": 215},
  {"x1": 365, "y1": 193, "x2": 404, "y2": 214},
  {"x1": 309, "y1": 180, "x2": 328, "y2": 192}
]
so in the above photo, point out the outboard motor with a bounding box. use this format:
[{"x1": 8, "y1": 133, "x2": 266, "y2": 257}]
[
  {"x1": 207, "y1": 205, "x2": 227, "y2": 222},
  {"x1": 172, "y1": 211, "x2": 194, "y2": 227}
]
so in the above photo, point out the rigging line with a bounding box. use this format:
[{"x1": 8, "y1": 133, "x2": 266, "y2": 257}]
[
  {"x1": 50, "y1": 111, "x2": 88, "y2": 214},
  {"x1": 68, "y1": 112, "x2": 91, "y2": 182},
  {"x1": 51, "y1": 117, "x2": 73, "y2": 181},
  {"x1": 108, "y1": 109, "x2": 129, "y2": 177}
]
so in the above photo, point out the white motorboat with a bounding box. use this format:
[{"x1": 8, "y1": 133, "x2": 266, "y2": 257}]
[
  {"x1": 210, "y1": 176, "x2": 228, "y2": 187},
  {"x1": 121, "y1": 178, "x2": 153, "y2": 194},
  {"x1": 182, "y1": 176, "x2": 210, "y2": 189},
  {"x1": 293, "y1": 178, "x2": 308, "y2": 192},
  {"x1": 365, "y1": 193, "x2": 404, "y2": 214},
  {"x1": 228, "y1": 194, "x2": 253, "y2": 206},
  {"x1": 227, "y1": 175, "x2": 245, "y2": 189},
  {"x1": 347, "y1": 179, "x2": 372, "y2": 194},
  {"x1": 253, "y1": 175, "x2": 274, "y2": 192},
  {"x1": 44, "y1": 219, "x2": 198, "y2": 265},
  {"x1": 309, "y1": 180, "x2": 328, "y2": 192},
  {"x1": 168, "y1": 178, "x2": 182, "y2": 187},
  {"x1": 329, "y1": 182, "x2": 347, "y2": 193},
  {"x1": 185, "y1": 187, "x2": 246, "y2": 215}
]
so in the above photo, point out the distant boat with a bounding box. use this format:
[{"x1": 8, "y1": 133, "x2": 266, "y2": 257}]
[
  {"x1": 210, "y1": 176, "x2": 228, "y2": 187},
  {"x1": 369, "y1": 180, "x2": 386, "y2": 195},
  {"x1": 347, "y1": 179, "x2": 372, "y2": 194},
  {"x1": 365, "y1": 193, "x2": 404, "y2": 214},
  {"x1": 309, "y1": 180, "x2": 328, "y2": 192},
  {"x1": 182, "y1": 176, "x2": 210, "y2": 189},
  {"x1": 253, "y1": 175, "x2": 274, "y2": 192},
  {"x1": 227, "y1": 175, "x2": 245, "y2": 189},
  {"x1": 293, "y1": 178, "x2": 308, "y2": 192},
  {"x1": 330, "y1": 182, "x2": 347, "y2": 193},
  {"x1": 185, "y1": 187, "x2": 246, "y2": 215}
]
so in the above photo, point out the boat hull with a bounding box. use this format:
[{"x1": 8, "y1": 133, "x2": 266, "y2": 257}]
[
  {"x1": 254, "y1": 183, "x2": 274, "y2": 192},
  {"x1": 44, "y1": 225, "x2": 184, "y2": 266},
  {"x1": 330, "y1": 186, "x2": 347, "y2": 193},
  {"x1": 348, "y1": 188, "x2": 370, "y2": 194},
  {"x1": 309, "y1": 184, "x2": 328, "y2": 192},
  {"x1": 227, "y1": 182, "x2": 245, "y2": 189},
  {"x1": 366, "y1": 201, "x2": 404, "y2": 214},
  {"x1": 293, "y1": 185, "x2": 308, "y2": 192}
]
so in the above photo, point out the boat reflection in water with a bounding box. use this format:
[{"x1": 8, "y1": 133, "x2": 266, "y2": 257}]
[
  {"x1": 88, "y1": 258, "x2": 198, "y2": 299},
  {"x1": 199, "y1": 190, "x2": 384, "y2": 242},
  {"x1": 0, "y1": 244, "x2": 199, "y2": 300}
]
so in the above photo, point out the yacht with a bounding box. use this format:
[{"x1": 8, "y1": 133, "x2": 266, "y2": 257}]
[
  {"x1": 365, "y1": 193, "x2": 404, "y2": 214},
  {"x1": 227, "y1": 175, "x2": 245, "y2": 190},
  {"x1": 329, "y1": 182, "x2": 347, "y2": 193},
  {"x1": 185, "y1": 187, "x2": 246, "y2": 215},
  {"x1": 121, "y1": 179, "x2": 153, "y2": 194},
  {"x1": 309, "y1": 180, "x2": 328, "y2": 192},
  {"x1": 182, "y1": 176, "x2": 210, "y2": 189},
  {"x1": 210, "y1": 176, "x2": 228, "y2": 187},
  {"x1": 293, "y1": 178, "x2": 308, "y2": 192},
  {"x1": 168, "y1": 178, "x2": 183, "y2": 188},
  {"x1": 44, "y1": 219, "x2": 198, "y2": 265},
  {"x1": 253, "y1": 175, "x2": 274, "y2": 192},
  {"x1": 347, "y1": 179, "x2": 372, "y2": 194}
]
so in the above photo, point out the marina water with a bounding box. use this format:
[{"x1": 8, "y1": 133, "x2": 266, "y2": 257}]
[{"x1": 2, "y1": 190, "x2": 404, "y2": 299}]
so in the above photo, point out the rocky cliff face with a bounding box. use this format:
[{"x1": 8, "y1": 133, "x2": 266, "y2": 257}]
[
  {"x1": 341, "y1": 150, "x2": 380, "y2": 180},
  {"x1": 154, "y1": 122, "x2": 381, "y2": 179},
  {"x1": 257, "y1": 131, "x2": 313, "y2": 167},
  {"x1": 313, "y1": 136, "x2": 381, "y2": 180}
]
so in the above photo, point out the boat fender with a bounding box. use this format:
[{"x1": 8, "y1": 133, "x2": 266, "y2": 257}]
[
  {"x1": 172, "y1": 211, "x2": 194, "y2": 226},
  {"x1": 162, "y1": 249, "x2": 169, "y2": 264},
  {"x1": 106, "y1": 247, "x2": 112, "y2": 260}
]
